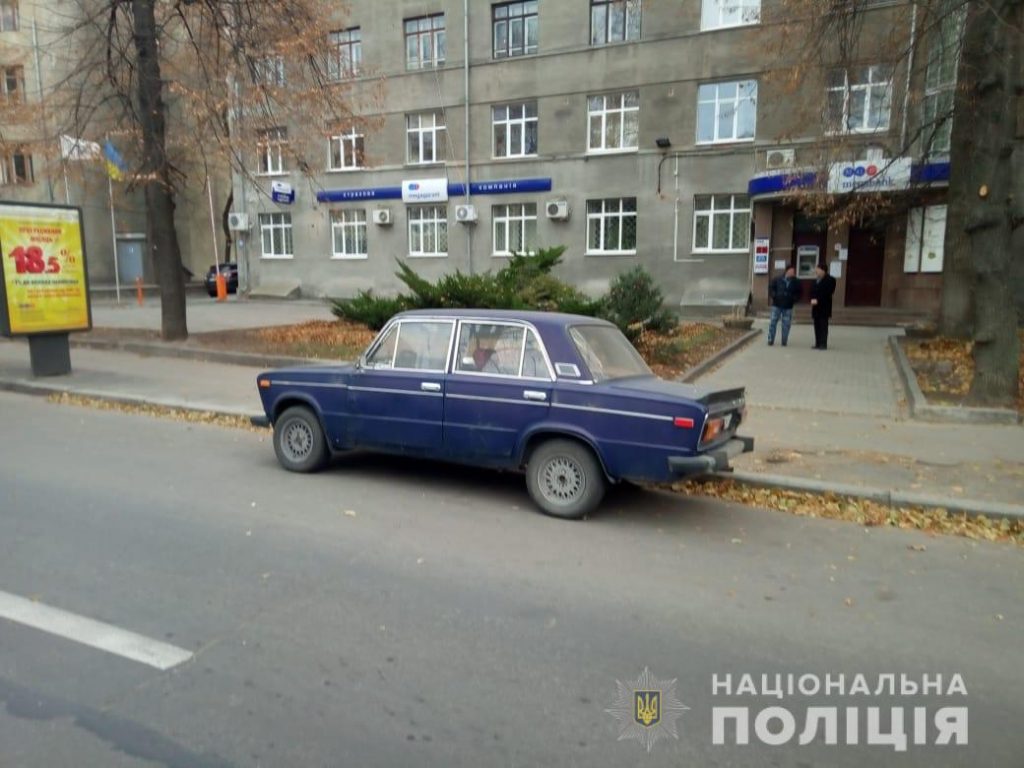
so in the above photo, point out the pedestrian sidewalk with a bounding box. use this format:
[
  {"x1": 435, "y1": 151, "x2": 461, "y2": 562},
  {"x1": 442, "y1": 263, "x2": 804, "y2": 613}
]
[
  {"x1": 1, "y1": 308, "x2": 1022, "y2": 517},
  {"x1": 698, "y1": 321, "x2": 1024, "y2": 511}
]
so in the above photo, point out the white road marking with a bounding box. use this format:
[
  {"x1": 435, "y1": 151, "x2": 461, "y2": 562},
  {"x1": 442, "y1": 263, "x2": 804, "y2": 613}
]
[{"x1": 0, "y1": 590, "x2": 193, "y2": 671}]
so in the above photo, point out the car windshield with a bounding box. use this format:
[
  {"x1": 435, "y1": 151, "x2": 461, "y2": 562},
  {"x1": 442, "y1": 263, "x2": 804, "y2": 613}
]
[{"x1": 568, "y1": 324, "x2": 652, "y2": 382}]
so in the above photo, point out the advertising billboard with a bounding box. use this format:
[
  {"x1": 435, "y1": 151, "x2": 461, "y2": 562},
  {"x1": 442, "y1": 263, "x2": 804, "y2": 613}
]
[{"x1": 0, "y1": 203, "x2": 91, "y2": 337}]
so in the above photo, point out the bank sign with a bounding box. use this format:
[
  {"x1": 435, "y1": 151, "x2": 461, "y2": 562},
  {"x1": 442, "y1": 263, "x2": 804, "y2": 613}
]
[
  {"x1": 402, "y1": 178, "x2": 449, "y2": 204},
  {"x1": 827, "y1": 158, "x2": 912, "y2": 194}
]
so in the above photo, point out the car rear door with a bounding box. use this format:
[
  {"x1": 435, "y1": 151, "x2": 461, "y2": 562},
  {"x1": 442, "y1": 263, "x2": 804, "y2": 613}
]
[
  {"x1": 347, "y1": 319, "x2": 455, "y2": 451},
  {"x1": 443, "y1": 322, "x2": 553, "y2": 460}
]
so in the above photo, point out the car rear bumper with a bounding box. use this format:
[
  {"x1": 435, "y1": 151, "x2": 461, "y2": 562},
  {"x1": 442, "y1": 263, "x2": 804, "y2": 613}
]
[
  {"x1": 668, "y1": 436, "x2": 754, "y2": 477},
  {"x1": 250, "y1": 415, "x2": 271, "y2": 428}
]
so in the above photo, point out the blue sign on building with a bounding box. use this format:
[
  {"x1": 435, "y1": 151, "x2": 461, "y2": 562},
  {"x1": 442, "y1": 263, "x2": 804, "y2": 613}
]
[{"x1": 317, "y1": 177, "x2": 553, "y2": 204}]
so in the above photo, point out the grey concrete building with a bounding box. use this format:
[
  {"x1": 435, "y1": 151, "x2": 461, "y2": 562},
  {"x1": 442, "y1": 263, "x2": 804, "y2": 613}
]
[
  {"x1": 235, "y1": 0, "x2": 773, "y2": 312},
  {"x1": 234, "y1": 0, "x2": 958, "y2": 317}
]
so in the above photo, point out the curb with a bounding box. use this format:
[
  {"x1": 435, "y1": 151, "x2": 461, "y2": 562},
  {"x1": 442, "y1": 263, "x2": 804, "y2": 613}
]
[
  {"x1": 888, "y1": 336, "x2": 1021, "y2": 426},
  {"x1": 730, "y1": 470, "x2": 1024, "y2": 521},
  {"x1": 70, "y1": 337, "x2": 336, "y2": 370},
  {"x1": 0, "y1": 379, "x2": 263, "y2": 420},
  {"x1": 680, "y1": 328, "x2": 761, "y2": 383}
]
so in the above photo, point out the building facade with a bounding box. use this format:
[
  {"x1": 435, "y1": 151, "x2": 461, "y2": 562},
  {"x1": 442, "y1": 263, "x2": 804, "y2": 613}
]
[
  {"x1": 234, "y1": 0, "x2": 956, "y2": 316},
  {"x1": 0, "y1": 0, "x2": 228, "y2": 291}
]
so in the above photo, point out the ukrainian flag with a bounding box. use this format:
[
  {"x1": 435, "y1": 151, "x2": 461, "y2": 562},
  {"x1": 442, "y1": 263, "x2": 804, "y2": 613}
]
[{"x1": 103, "y1": 140, "x2": 127, "y2": 181}]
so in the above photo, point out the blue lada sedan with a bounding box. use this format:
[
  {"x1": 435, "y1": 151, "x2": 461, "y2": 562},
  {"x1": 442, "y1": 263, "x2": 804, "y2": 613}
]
[{"x1": 255, "y1": 309, "x2": 752, "y2": 519}]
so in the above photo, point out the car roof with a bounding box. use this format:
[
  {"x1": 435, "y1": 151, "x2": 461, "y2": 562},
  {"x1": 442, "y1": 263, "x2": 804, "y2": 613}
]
[{"x1": 393, "y1": 308, "x2": 616, "y2": 331}]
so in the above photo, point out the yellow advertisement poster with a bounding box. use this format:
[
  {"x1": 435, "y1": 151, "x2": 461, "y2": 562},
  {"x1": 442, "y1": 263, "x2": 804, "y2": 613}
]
[{"x1": 0, "y1": 204, "x2": 91, "y2": 335}]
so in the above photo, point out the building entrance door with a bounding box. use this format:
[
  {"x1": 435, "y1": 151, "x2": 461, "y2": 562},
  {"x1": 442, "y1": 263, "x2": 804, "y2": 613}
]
[
  {"x1": 845, "y1": 226, "x2": 885, "y2": 306},
  {"x1": 116, "y1": 239, "x2": 145, "y2": 283}
]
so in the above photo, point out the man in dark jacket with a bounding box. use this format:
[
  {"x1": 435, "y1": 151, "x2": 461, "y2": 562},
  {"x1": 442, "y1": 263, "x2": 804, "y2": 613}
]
[
  {"x1": 810, "y1": 262, "x2": 837, "y2": 350},
  {"x1": 767, "y1": 266, "x2": 800, "y2": 346}
]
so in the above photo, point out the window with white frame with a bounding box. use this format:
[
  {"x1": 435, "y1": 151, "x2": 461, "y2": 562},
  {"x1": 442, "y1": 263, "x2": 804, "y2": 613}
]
[
  {"x1": 826, "y1": 65, "x2": 893, "y2": 133},
  {"x1": 256, "y1": 127, "x2": 287, "y2": 175},
  {"x1": 408, "y1": 205, "x2": 448, "y2": 257},
  {"x1": 493, "y1": 102, "x2": 538, "y2": 158},
  {"x1": 405, "y1": 14, "x2": 446, "y2": 69},
  {"x1": 1, "y1": 65, "x2": 22, "y2": 103},
  {"x1": 331, "y1": 209, "x2": 368, "y2": 259},
  {"x1": 692, "y1": 194, "x2": 750, "y2": 252},
  {"x1": 255, "y1": 55, "x2": 285, "y2": 86},
  {"x1": 587, "y1": 198, "x2": 637, "y2": 254},
  {"x1": 587, "y1": 91, "x2": 639, "y2": 152},
  {"x1": 697, "y1": 80, "x2": 757, "y2": 143},
  {"x1": 492, "y1": 203, "x2": 538, "y2": 256},
  {"x1": 259, "y1": 213, "x2": 293, "y2": 258},
  {"x1": 493, "y1": 2, "x2": 539, "y2": 58},
  {"x1": 590, "y1": 0, "x2": 641, "y2": 45},
  {"x1": 407, "y1": 112, "x2": 447, "y2": 164},
  {"x1": 921, "y1": 6, "x2": 965, "y2": 156},
  {"x1": 0, "y1": 150, "x2": 32, "y2": 185},
  {"x1": 328, "y1": 28, "x2": 362, "y2": 80},
  {"x1": 328, "y1": 125, "x2": 364, "y2": 171},
  {"x1": 0, "y1": 1, "x2": 18, "y2": 31},
  {"x1": 701, "y1": 0, "x2": 760, "y2": 30}
]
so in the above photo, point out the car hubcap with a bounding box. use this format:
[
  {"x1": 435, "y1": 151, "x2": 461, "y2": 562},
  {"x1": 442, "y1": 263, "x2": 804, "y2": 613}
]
[
  {"x1": 540, "y1": 456, "x2": 585, "y2": 506},
  {"x1": 282, "y1": 419, "x2": 314, "y2": 462}
]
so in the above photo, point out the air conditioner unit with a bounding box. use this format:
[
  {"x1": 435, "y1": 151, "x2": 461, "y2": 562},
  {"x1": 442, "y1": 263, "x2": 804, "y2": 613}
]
[
  {"x1": 765, "y1": 148, "x2": 796, "y2": 170},
  {"x1": 372, "y1": 208, "x2": 392, "y2": 226},
  {"x1": 227, "y1": 212, "x2": 250, "y2": 231},
  {"x1": 455, "y1": 204, "x2": 478, "y2": 223},
  {"x1": 546, "y1": 200, "x2": 570, "y2": 220}
]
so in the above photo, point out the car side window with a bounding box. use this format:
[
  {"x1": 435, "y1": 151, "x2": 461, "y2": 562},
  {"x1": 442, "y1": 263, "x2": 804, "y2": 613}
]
[
  {"x1": 392, "y1": 321, "x2": 454, "y2": 372},
  {"x1": 455, "y1": 323, "x2": 522, "y2": 375},
  {"x1": 521, "y1": 330, "x2": 549, "y2": 379},
  {"x1": 365, "y1": 324, "x2": 399, "y2": 368}
]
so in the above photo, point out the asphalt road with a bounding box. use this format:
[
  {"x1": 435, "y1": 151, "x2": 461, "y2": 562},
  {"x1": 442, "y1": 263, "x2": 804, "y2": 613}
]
[{"x1": 0, "y1": 391, "x2": 1021, "y2": 767}]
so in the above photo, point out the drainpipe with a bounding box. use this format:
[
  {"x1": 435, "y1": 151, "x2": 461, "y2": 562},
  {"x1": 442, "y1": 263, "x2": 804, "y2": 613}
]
[
  {"x1": 899, "y1": 1, "x2": 918, "y2": 152},
  {"x1": 464, "y1": 0, "x2": 473, "y2": 275},
  {"x1": 31, "y1": 19, "x2": 54, "y2": 203},
  {"x1": 672, "y1": 155, "x2": 680, "y2": 263}
]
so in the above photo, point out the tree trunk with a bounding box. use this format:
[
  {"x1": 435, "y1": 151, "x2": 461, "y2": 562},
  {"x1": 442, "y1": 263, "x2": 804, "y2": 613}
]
[
  {"x1": 132, "y1": 0, "x2": 187, "y2": 340},
  {"x1": 222, "y1": 190, "x2": 233, "y2": 265},
  {"x1": 957, "y1": 0, "x2": 1022, "y2": 405}
]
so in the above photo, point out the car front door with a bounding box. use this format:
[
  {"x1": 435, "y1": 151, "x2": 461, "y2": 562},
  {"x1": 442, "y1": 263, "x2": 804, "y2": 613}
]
[
  {"x1": 443, "y1": 322, "x2": 553, "y2": 461},
  {"x1": 348, "y1": 319, "x2": 454, "y2": 451}
]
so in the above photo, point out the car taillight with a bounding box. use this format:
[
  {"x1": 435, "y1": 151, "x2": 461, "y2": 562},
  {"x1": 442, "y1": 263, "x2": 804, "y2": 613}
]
[
  {"x1": 673, "y1": 417, "x2": 695, "y2": 429},
  {"x1": 701, "y1": 417, "x2": 725, "y2": 444}
]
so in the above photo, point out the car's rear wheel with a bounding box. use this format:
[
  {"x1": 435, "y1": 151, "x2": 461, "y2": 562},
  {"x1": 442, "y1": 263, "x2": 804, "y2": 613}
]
[
  {"x1": 273, "y1": 406, "x2": 329, "y2": 473},
  {"x1": 526, "y1": 439, "x2": 606, "y2": 519}
]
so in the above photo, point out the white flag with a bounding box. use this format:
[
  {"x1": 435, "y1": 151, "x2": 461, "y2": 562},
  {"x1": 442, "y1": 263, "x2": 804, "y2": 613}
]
[{"x1": 60, "y1": 134, "x2": 100, "y2": 161}]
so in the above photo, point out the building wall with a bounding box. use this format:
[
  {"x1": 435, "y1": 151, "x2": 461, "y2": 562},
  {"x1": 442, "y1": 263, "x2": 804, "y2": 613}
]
[{"x1": 238, "y1": 0, "x2": 772, "y2": 310}]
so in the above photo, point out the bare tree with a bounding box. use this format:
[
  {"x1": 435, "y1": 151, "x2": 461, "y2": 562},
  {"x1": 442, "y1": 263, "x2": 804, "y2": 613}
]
[
  {"x1": 769, "y1": 0, "x2": 1021, "y2": 406},
  {"x1": 47, "y1": 0, "x2": 372, "y2": 340}
]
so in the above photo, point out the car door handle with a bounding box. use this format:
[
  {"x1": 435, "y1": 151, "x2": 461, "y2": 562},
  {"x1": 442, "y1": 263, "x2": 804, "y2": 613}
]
[
  {"x1": 421, "y1": 382, "x2": 442, "y2": 392},
  {"x1": 523, "y1": 390, "x2": 547, "y2": 402}
]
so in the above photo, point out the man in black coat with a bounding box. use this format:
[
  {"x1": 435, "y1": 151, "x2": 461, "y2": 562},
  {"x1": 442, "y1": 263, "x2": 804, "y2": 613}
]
[
  {"x1": 810, "y1": 262, "x2": 837, "y2": 350},
  {"x1": 767, "y1": 265, "x2": 800, "y2": 346}
]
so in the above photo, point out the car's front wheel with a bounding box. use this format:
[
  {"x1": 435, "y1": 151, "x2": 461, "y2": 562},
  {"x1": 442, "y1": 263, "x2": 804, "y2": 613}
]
[
  {"x1": 526, "y1": 438, "x2": 606, "y2": 519},
  {"x1": 273, "y1": 406, "x2": 329, "y2": 473}
]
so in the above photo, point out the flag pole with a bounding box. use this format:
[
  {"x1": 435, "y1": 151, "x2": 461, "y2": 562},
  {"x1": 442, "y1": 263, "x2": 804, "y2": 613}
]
[{"x1": 107, "y1": 154, "x2": 121, "y2": 303}]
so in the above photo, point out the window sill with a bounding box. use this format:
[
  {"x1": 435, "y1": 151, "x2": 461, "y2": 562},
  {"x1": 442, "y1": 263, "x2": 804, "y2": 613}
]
[
  {"x1": 691, "y1": 249, "x2": 749, "y2": 255},
  {"x1": 492, "y1": 50, "x2": 540, "y2": 61},
  {"x1": 257, "y1": 172, "x2": 290, "y2": 178},
  {"x1": 824, "y1": 127, "x2": 891, "y2": 137},
  {"x1": 492, "y1": 252, "x2": 537, "y2": 258},
  {"x1": 326, "y1": 167, "x2": 364, "y2": 174},
  {"x1": 585, "y1": 148, "x2": 639, "y2": 156},
  {"x1": 408, "y1": 253, "x2": 448, "y2": 258},
  {"x1": 260, "y1": 254, "x2": 294, "y2": 260},
  {"x1": 585, "y1": 250, "x2": 637, "y2": 257},
  {"x1": 491, "y1": 154, "x2": 539, "y2": 162},
  {"x1": 696, "y1": 138, "x2": 756, "y2": 147},
  {"x1": 331, "y1": 254, "x2": 369, "y2": 260},
  {"x1": 699, "y1": 20, "x2": 761, "y2": 33}
]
